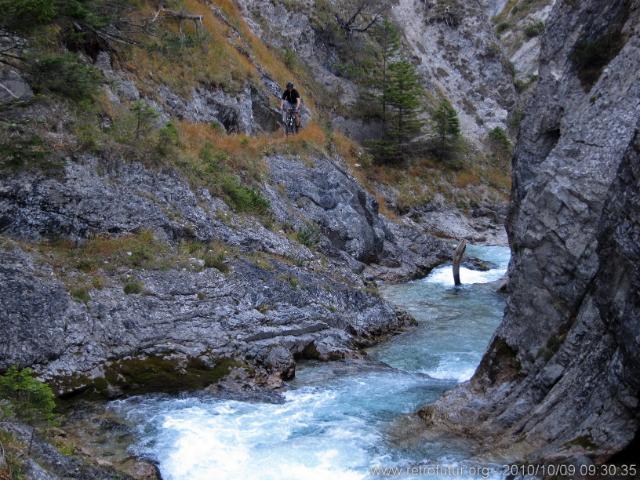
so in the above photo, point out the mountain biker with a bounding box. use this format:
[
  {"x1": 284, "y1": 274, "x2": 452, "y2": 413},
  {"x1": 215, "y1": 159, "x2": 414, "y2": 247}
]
[{"x1": 281, "y1": 82, "x2": 301, "y2": 129}]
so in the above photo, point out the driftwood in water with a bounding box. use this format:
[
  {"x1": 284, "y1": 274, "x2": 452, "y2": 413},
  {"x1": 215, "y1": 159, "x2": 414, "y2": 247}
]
[{"x1": 452, "y1": 239, "x2": 467, "y2": 286}]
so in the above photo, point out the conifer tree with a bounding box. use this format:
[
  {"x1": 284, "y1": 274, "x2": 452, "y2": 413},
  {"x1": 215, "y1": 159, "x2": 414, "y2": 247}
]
[
  {"x1": 377, "y1": 18, "x2": 401, "y2": 127},
  {"x1": 432, "y1": 99, "x2": 460, "y2": 145},
  {"x1": 385, "y1": 59, "x2": 424, "y2": 151}
]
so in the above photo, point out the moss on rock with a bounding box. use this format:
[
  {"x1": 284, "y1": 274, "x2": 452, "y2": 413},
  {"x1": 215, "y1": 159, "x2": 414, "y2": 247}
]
[{"x1": 54, "y1": 356, "x2": 244, "y2": 399}]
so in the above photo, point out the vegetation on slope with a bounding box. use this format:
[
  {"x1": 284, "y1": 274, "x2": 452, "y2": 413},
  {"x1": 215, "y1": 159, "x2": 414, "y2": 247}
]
[
  {"x1": 0, "y1": 367, "x2": 57, "y2": 479},
  {"x1": 0, "y1": 0, "x2": 511, "y2": 225}
]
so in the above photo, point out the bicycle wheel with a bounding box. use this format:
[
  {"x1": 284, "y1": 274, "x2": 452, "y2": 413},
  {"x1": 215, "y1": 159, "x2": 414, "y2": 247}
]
[{"x1": 285, "y1": 115, "x2": 294, "y2": 136}]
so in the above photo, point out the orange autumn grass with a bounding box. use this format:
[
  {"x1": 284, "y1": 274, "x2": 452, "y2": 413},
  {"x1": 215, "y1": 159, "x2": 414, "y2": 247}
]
[
  {"x1": 125, "y1": 0, "x2": 315, "y2": 112},
  {"x1": 126, "y1": 0, "x2": 254, "y2": 96},
  {"x1": 178, "y1": 120, "x2": 328, "y2": 165}
]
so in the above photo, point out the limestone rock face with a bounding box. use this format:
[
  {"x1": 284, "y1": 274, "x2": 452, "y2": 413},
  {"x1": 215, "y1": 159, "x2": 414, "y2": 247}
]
[
  {"x1": 392, "y1": 0, "x2": 517, "y2": 142},
  {"x1": 495, "y1": 0, "x2": 557, "y2": 82},
  {"x1": 0, "y1": 236, "x2": 413, "y2": 396},
  {"x1": 0, "y1": 150, "x2": 445, "y2": 394},
  {"x1": 266, "y1": 154, "x2": 387, "y2": 262},
  {"x1": 422, "y1": 0, "x2": 640, "y2": 462}
]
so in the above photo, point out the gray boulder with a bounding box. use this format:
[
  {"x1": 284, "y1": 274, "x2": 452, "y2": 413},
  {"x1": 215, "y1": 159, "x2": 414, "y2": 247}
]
[
  {"x1": 0, "y1": 240, "x2": 412, "y2": 396},
  {"x1": 266, "y1": 154, "x2": 388, "y2": 262}
]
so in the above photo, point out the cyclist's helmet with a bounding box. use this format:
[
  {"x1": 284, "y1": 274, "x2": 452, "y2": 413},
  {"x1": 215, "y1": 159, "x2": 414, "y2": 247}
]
[{"x1": 286, "y1": 82, "x2": 294, "y2": 89}]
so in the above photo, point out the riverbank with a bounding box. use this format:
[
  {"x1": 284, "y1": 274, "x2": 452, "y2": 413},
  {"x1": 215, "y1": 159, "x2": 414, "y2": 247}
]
[{"x1": 78, "y1": 245, "x2": 509, "y2": 479}]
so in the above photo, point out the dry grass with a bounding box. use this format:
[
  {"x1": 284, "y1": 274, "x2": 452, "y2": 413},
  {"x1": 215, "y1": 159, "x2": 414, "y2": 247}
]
[
  {"x1": 35, "y1": 230, "x2": 174, "y2": 273},
  {"x1": 178, "y1": 120, "x2": 328, "y2": 167},
  {"x1": 120, "y1": 0, "x2": 316, "y2": 114},
  {"x1": 86, "y1": 0, "x2": 511, "y2": 220},
  {"x1": 16, "y1": 231, "x2": 239, "y2": 302},
  {"x1": 485, "y1": 166, "x2": 511, "y2": 191},
  {"x1": 123, "y1": 0, "x2": 253, "y2": 95},
  {"x1": 454, "y1": 171, "x2": 481, "y2": 188},
  {"x1": 333, "y1": 132, "x2": 511, "y2": 214}
]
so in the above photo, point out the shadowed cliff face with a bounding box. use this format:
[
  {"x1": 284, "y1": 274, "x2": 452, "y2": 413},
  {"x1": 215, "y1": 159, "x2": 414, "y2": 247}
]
[{"x1": 422, "y1": 0, "x2": 640, "y2": 462}]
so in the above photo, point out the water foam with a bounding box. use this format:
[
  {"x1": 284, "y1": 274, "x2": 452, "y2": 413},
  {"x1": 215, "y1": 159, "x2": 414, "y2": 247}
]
[
  {"x1": 424, "y1": 265, "x2": 506, "y2": 286},
  {"x1": 121, "y1": 389, "x2": 377, "y2": 480},
  {"x1": 421, "y1": 364, "x2": 476, "y2": 382}
]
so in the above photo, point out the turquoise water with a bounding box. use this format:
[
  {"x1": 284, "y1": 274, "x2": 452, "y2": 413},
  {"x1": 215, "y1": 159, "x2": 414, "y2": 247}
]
[{"x1": 113, "y1": 245, "x2": 510, "y2": 480}]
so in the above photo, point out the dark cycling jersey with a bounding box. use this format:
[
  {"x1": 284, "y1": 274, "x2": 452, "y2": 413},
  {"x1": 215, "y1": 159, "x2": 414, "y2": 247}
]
[{"x1": 282, "y1": 88, "x2": 300, "y2": 104}]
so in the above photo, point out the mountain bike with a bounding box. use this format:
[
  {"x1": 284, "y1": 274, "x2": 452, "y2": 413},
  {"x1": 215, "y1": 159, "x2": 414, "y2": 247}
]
[{"x1": 284, "y1": 107, "x2": 299, "y2": 136}]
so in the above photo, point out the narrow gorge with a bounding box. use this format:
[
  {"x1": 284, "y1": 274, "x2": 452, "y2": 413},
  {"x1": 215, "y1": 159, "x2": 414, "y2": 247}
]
[{"x1": 0, "y1": 0, "x2": 638, "y2": 478}]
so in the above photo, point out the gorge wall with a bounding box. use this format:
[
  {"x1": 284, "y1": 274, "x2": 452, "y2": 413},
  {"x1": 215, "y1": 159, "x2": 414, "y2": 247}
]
[{"x1": 422, "y1": 0, "x2": 640, "y2": 463}]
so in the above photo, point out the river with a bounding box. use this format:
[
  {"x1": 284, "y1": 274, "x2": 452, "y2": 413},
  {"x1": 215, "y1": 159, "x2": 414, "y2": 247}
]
[{"x1": 113, "y1": 245, "x2": 510, "y2": 480}]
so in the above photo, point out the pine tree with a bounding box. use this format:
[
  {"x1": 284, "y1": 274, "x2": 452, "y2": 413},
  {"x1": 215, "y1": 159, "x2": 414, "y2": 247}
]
[
  {"x1": 432, "y1": 99, "x2": 460, "y2": 145},
  {"x1": 365, "y1": 19, "x2": 424, "y2": 163},
  {"x1": 377, "y1": 18, "x2": 401, "y2": 127},
  {"x1": 385, "y1": 59, "x2": 424, "y2": 149}
]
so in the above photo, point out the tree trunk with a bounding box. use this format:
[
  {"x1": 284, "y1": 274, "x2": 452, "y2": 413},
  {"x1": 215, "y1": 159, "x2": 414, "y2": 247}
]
[{"x1": 452, "y1": 239, "x2": 467, "y2": 286}]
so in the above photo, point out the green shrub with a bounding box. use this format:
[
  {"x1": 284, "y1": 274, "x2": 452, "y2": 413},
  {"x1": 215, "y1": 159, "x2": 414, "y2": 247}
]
[
  {"x1": 29, "y1": 53, "x2": 102, "y2": 101},
  {"x1": 128, "y1": 243, "x2": 154, "y2": 268},
  {"x1": 488, "y1": 127, "x2": 510, "y2": 149},
  {"x1": 220, "y1": 174, "x2": 270, "y2": 215},
  {"x1": 203, "y1": 250, "x2": 228, "y2": 273},
  {"x1": 0, "y1": 366, "x2": 56, "y2": 424},
  {"x1": 157, "y1": 122, "x2": 180, "y2": 156},
  {"x1": 296, "y1": 224, "x2": 320, "y2": 248},
  {"x1": 432, "y1": 99, "x2": 461, "y2": 145},
  {"x1": 283, "y1": 48, "x2": 297, "y2": 69},
  {"x1": 131, "y1": 100, "x2": 159, "y2": 140},
  {"x1": 524, "y1": 21, "x2": 545, "y2": 38},
  {"x1": 0, "y1": 0, "x2": 125, "y2": 32},
  {"x1": 0, "y1": 0, "x2": 56, "y2": 32},
  {"x1": 123, "y1": 279, "x2": 144, "y2": 295},
  {"x1": 70, "y1": 286, "x2": 91, "y2": 303},
  {"x1": 488, "y1": 126, "x2": 512, "y2": 162},
  {"x1": 198, "y1": 141, "x2": 269, "y2": 216},
  {"x1": 0, "y1": 132, "x2": 52, "y2": 172},
  {"x1": 571, "y1": 31, "x2": 626, "y2": 89},
  {"x1": 200, "y1": 142, "x2": 228, "y2": 173}
]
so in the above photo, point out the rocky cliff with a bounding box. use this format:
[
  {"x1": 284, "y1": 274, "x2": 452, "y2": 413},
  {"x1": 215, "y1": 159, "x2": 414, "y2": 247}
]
[
  {"x1": 422, "y1": 0, "x2": 640, "y2": 463},
  {"x1": 493, "y1": 0, "x2": 557, "y2": 85},
  {"x1": 0, "y1": 148, "x2": 450, "y2": 396}
]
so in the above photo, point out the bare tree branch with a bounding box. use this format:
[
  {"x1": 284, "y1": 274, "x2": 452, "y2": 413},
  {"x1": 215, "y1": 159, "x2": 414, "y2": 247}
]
[
  {"x1": 149, "y1": 7, "x2": 203, "y2": 25},
  {"x1": 334, "y1": 0, "x2": 389, "y2": 37}
]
